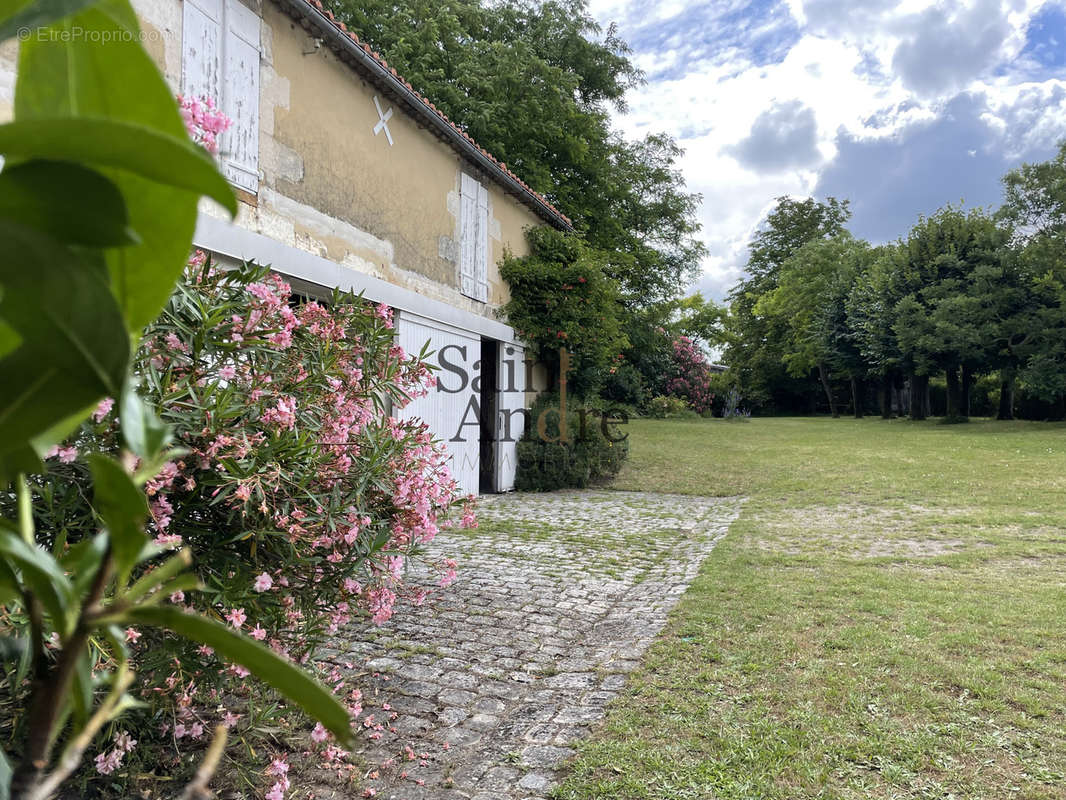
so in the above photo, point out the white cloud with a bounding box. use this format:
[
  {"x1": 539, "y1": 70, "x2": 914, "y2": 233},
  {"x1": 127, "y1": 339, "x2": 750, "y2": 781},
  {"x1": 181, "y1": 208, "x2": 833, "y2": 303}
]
[{"x1": 589, "y1": 0, "x2": 1066, "y2": 301}]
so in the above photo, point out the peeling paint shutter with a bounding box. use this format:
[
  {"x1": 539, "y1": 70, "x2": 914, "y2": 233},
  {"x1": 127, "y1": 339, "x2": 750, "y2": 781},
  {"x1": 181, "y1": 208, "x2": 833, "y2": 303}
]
[
  {"x1": 460, "y1": 173, "x2": 478, "y2": 299},
  {"x1": 182, "y1": 0, "x2": 223, "y2": 105},
  {"x1": 221, "y1": 0, "x2": 259, "y2": 193},
  {"x1": 475, "y1": 182, "x2": 489, "y2": 302}
]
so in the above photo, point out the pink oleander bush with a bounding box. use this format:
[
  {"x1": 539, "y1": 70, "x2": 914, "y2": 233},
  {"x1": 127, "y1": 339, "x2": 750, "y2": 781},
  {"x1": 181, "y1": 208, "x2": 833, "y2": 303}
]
[
  {"x1": 665, "y1": 335, "x2": 715, "y2": 414},
  {"x1": 10, "y1": 256, "x2": 473, "y2": 797}
]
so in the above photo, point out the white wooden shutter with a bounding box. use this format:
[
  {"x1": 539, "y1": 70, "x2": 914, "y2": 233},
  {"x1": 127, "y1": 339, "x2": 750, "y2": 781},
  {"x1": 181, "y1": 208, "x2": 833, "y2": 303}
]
[
  {"x1": 182, "y1": 0, "x2": 223, "y2": 105},
  {"x1": 221, "y1": 0, "x2": 259, "y2": 193},
  {"x1": 460, "y1": 173, "x2": 479, "y2": 299},
  {"x1": 475, "y1": 183, "x2": 489, "y2": 302}
]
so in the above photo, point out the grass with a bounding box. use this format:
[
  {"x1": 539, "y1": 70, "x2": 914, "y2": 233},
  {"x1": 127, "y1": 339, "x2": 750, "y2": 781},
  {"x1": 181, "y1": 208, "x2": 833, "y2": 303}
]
[{"x1": 553, "y1": 417, "x2": 1066, "y2": 800}]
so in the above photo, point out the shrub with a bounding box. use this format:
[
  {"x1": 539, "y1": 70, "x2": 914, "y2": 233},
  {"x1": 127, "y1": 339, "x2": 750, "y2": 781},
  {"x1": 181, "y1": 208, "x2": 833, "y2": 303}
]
[
  {"x1": 9, "y1": 258, "x2": 473, "y2": 795},
  {"x1": 514, "y1": 394, "x2": 629, "y2": 491},
  {"x1": 600, "y1": 359, "x2": 647, "y2": 410},
  {"x1": 666, "y1": 336, "x2": 715, "y2": 413},
  {"x1": 645, "y1": 395, "x2": 694, "y2": 419}
]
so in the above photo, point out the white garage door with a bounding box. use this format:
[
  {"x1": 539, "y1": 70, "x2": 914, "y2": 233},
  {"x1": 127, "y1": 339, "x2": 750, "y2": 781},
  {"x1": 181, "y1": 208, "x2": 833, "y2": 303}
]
[{"x1": 395, "y1": 311, "x2": 481, "y2": 496}]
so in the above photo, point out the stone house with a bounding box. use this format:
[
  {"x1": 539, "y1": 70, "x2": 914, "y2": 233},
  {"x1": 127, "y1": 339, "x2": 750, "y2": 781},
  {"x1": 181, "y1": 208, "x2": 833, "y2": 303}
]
[{"x1": 0, "y1": 0, "x2": 572, "y2": 494}]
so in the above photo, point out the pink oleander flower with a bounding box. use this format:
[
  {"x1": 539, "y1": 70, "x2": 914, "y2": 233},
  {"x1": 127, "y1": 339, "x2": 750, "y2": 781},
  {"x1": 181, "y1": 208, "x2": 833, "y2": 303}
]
[
  {"x1": 262, "y1": 396, "x2": 297, "y2": 430},
  {"x1": 253, "y1": 572, "x2": 273, "y2": 592},
  {"x1": 439, "y1": 558, "x2": 458, "y2": 588},
  {"x1": 93, "y1": 396, "x2": 115, "y2": 423},
  {"x1": 266, "y1": 758, "x2": 289, "y2": 777},
  {"x1": 44, "y1": 255, "x2": 474, "y2": 781},
  {"x1": 45, "y1": 445, "x2": 78, "y2": 463},
  {"x1": 94, "y1": 749, "x2": 123, "y2": 775},
  {"x1": 460, "y1": 504, "x2": 478, "y2": 529},
  {"x1": 225, "y1": 608, "x2": 247, "y2": 629}
]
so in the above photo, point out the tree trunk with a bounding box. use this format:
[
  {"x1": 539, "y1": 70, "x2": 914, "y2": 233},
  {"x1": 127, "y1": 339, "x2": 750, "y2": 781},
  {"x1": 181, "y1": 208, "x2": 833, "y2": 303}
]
[
  {"x1": 818, "y1": 363, "x2": 838, "y2": 418},
  {"x1": 997, "y1": 372, "x2": 1015, "y2": 420},
  {"x1": 880, "y1": 373, "x2": 892, "y2": 419},
  {"x1": 945, "y1": 364, "x2": 960, "y2": 420},
  {"x1": 924, "y1": 377, "x2": 932, "y2": 418},
  {"x1": 961, "y1": 364, "x2": 972, "y2": 419},
  {"x1": 909, "y1": 374, "x2": 926, "y2": 420},
  {"x1": 852, "y1": 376, "x2": 863, "y2": 418}
]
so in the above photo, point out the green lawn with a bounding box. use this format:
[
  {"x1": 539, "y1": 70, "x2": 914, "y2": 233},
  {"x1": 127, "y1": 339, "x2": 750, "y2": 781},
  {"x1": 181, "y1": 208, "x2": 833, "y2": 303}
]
[{"x1": 554, "y1": 417, "x2": 1066, "y2": 800}]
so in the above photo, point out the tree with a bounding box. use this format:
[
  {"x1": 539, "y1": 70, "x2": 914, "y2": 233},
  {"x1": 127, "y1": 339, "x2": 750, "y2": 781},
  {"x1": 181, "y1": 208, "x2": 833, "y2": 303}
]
[
  {"x1": 998, "y1": 141, "x2": 1066, "y2": 418},
  {"x1": 755, "y1": 234, "x2": 872, "y2": 418},
  {"x1": 676, "y1": 292, "x2": 726, "y2": 348},
  {"x1": 724, "y1": 196, "x2": 852, "y2": 413},
  {"x1": 582, "y1": 133, "x2": 707, "y2": 303},
  {"x1": 325, "y1": 0, "x2": 705, "y2": 304},
  {"x1": 604, "y1": 292, "x2": 724, "y2": 410},
  {"x1": 891, "y1": 207, "x2": 1011, "y2": 422},
  {"x1": 847, "y1": 245, "x2": 909, "y2": 418},
  {"x1": 999, "y1": 140, "x2": 1066, "y2": 244}
]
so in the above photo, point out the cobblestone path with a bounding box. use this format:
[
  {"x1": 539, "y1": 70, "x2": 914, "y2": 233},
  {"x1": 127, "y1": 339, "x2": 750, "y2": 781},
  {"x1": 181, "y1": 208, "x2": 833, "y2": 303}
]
[{"x1": 304, "y1": 490, "x2": 743, "y2": 799}]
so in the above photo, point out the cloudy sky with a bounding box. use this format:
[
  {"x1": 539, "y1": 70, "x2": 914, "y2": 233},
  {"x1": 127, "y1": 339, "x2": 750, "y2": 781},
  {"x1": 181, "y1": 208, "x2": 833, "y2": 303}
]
[{"x1": 586, "y1": 0, "x2": 1066, "y2": 301}]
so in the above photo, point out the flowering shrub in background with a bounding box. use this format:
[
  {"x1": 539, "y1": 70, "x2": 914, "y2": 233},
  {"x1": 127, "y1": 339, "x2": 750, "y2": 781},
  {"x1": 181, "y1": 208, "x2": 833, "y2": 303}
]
[
  {"x1": 15, "y1": 257, "x2": 473, "y2": 795},
  {"x1": 645, "y1": 395, "x2": 693, "y2": 419},
  {"x1": 178, "y1": 94, "x2": 232, "y2": 155},
  {"x1": 666, "y1": 335, "x2": 715, "y2": 414}
]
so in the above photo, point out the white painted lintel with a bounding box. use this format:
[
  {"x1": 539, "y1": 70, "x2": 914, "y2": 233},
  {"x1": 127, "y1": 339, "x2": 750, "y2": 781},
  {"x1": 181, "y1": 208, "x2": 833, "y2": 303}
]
[{"x1": 193, "y1": 213, "x2": 519, "y2": 344}]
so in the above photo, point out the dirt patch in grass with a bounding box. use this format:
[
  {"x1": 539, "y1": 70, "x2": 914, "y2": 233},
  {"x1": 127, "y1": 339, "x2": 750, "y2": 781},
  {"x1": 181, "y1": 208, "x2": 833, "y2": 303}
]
[{"x1": 739, "y1": 503, "x2": 987, "y2": 559}]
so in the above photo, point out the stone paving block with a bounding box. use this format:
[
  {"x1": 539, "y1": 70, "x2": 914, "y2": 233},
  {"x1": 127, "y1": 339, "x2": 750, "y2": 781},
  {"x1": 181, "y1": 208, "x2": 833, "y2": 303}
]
[
  {"x1": 553, "y1": 705, "x2": 604, "y2": 724},
  {"x1": 438, "y1": 688, "x2": 477, "y2": 706},
  {"x1": 291, "y1": 490, "x2": 742, "y2": 799},
  {"x1": 520, "y1": 745, "x2": 574, "y2": 768},
  {"x1": 518, "y1": 772, "x2": 554, "y2": 792}
]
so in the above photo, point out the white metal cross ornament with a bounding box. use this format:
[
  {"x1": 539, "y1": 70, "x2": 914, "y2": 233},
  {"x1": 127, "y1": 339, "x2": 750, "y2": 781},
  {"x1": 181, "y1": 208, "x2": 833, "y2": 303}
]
[{"x1": 373, "y1": 95, "x2": 394, "y2": 146}]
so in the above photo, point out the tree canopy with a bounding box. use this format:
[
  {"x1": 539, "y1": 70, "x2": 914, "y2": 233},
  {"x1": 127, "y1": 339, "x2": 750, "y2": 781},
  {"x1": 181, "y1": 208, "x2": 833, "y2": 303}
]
[{"x1": 722, "y1": 141, "x2": 1066, "y2": 422}]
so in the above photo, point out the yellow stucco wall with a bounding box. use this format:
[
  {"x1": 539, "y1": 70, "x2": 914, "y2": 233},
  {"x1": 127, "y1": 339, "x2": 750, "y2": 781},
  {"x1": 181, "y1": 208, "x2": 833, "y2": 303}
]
[{"x1": 166, "y1": 0, "x2": 540, "y2": 318}]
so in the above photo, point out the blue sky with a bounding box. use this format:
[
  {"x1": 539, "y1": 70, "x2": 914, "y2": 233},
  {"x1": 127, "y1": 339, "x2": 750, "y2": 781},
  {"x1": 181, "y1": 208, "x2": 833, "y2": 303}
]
[{"x1": 587, "y1": 0, "x2": 1066, "y2": 301}]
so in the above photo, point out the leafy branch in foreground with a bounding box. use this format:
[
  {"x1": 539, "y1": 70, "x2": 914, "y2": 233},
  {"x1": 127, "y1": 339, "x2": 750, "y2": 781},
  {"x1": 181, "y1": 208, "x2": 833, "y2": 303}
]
[{"x1": 0, "y1": 0, "x2": 355, "y2": 796}]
